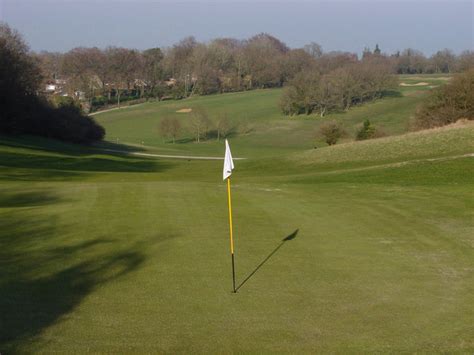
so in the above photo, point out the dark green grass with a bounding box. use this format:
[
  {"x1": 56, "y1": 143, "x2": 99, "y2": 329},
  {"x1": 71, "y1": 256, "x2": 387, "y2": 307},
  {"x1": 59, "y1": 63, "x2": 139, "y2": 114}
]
[{"x1": 1, "y1": 116, "x2": 473, "y2": 352}]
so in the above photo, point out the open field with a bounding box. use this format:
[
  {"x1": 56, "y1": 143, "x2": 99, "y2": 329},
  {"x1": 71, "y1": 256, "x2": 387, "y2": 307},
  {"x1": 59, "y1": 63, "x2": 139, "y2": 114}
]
[{"x1": 1, "y1": 78, "x2": 474, "y2": 352}]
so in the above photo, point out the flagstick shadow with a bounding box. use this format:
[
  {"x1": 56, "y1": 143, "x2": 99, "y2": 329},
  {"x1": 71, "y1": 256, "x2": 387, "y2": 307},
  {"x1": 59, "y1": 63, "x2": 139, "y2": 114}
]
[{"x1": 235, "y1": 229, "x2": 298, "y2": 292}]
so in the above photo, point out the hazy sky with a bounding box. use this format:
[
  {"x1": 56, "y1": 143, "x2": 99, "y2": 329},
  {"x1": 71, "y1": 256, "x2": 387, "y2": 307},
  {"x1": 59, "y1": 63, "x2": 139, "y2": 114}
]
[{"x1": 1, "y1": 0, "x2": 473, "y2": 55}]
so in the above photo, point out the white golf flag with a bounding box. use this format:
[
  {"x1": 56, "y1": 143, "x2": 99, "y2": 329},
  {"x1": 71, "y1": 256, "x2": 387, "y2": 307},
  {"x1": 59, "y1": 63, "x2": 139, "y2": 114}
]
[{"x1": 223, "y1": 139, "x2": 234, "y2": 180}]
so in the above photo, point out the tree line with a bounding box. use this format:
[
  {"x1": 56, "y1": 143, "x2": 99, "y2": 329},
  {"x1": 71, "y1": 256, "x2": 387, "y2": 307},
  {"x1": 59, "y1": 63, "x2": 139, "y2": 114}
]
[
  {"x1": 0, "y1": 23, "x2": 104, "y2": 144},
  {"x1": 35, "y1": 34, "x2": 474, "y2": 112},
  {"x1": 415, "y1": 69, "x2": 474, "y2": 129},
  {"x1": 279, "y1": 58, "x2": 398, "y2": 116}
]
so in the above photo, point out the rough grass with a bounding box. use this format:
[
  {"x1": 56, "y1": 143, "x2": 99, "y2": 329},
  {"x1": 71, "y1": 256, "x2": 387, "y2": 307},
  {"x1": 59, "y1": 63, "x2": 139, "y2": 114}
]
[{"x1": 294, "y1": 121, "x2": 474, "y2": 167}]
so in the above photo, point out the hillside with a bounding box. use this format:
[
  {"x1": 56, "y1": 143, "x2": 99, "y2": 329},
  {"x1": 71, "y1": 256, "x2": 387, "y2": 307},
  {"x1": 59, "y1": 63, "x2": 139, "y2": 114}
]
[{"x1": 93, "y1": 75, "x2": 447, "y2": 158}]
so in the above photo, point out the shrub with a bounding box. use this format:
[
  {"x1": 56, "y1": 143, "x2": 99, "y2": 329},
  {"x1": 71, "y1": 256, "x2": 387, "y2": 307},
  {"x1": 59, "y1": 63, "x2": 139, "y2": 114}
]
[
  {"x1": 415, "y1": 69, "x2": 474, "y2": 129},
  {"x1": 356, "y1": 119, "x2": 377, "y2": 140},
  {"x1": 319, "y1": 121, "x2": 345, "y2": 145}
]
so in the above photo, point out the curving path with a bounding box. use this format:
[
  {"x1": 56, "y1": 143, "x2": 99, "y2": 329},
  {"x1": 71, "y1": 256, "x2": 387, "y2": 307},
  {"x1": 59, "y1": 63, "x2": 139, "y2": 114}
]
[{"x1": 101, "y1": 148, "x2": 246, "y2": 160}]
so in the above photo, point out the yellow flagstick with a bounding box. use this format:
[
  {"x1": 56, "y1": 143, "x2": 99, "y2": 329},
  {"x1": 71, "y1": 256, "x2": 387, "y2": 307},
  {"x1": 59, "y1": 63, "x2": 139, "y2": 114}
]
[{"x1": 227, "y1": 177, "x2": 236, "y2": 293}]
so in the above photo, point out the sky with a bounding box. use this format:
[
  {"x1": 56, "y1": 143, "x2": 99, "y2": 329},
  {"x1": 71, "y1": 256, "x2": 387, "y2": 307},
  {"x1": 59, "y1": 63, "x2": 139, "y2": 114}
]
[{"x1": 1, "y1": 0, "x2": 473, "y2": 55}]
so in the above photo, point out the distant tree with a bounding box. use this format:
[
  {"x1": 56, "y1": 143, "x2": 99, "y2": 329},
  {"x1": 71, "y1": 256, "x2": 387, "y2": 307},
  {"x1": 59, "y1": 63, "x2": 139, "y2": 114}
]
[
  {"x1": 162, "y1": 36, "x2": 197, "y2": 96},
  {"x1": 415, "y1": 69, "x2": 474, "y2": 129},
  {"x1": 34, "y1": 51, "x2": 63, "y2": 83},
  {"x1": 319, "y1": 121, "x2": 345, "y2": 145},
  {"x1": 362, "y1": 47, "x2": 372, "y2": 60},
  {"x1": 430, "y1": 49, "x2": 456, "y2": 73},
  {"x1": 242, "y1": 33, "x2": 289, "y2": 88},
  {"x1": 280, "y1": 57, "x2": 396, "y2": 117},
  {"x1": 190, "y1": 106, "x2": 211, "y2": 142},
  {"x1": 374, "y1": 44, "x2": 381, "y2": 55},
  {"x1": 106, "y1": 47, "x2": 141, "y2": 106},
  {"x1": 150, "y1": 82, "x2": 169, "y2": 101},
  {"x1": 0, "y1": 23, "x2": 104, "y2": 143},
  {"x1": 356, "y1": 119, "x2": 376, "y2": 140},
  {"x1": 159, "y1": 117, "x2": 181, "y2": 143},
  {"x1": 191, "y1": 44, "x2": 221, "y2": 95},
  {"x1": 61, "y1": 47, "x2": 110, "y2": 108},
  {"x1": 142, "y1": 47, "x2": 164, "y2": 98},
  {"x1": 280, "y1": 70, "x2": 321, "y2": 115},
  {"x1": 455, "y1": 50, "x2": 474, "y2": 72},
  {"x1": 303, "y1": 42, "x2": 323, "y2": 59},
  {"x1": 317, "y1": 51, "x2": 358, "y2": 73},
  {"x1": 279, "y1": 86, "x2": 305, "y2": 116},
  {"x1": 395, "y1": 48, "x2": 428, "y2": 74},
  {"x1": 282, "y1": 48, "x2": 317, "y2": 83},
  {"x1": 215, "y1": 113, "x2": 232, "y2": 141}
]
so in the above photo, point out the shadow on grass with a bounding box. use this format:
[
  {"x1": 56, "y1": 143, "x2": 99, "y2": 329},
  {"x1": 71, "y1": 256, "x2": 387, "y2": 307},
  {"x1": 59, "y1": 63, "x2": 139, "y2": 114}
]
[
  {"x1": 236, "y1": 229, "x2": 298, "y2": 292},
  {"x1": 381, "y1": 90, "x2": 403, "y2": 98},
  {"x1": 174, "y1": 137, "x2": 195, "y2": 144},
  {"x1": 0, "y1": 135, "x2": 146, "y2": 156},
  {"x1": 0, "y1": 190, "x2": 146, "y2": 352},
  {"x1": 0, "y1": 190, "x2": 65, "y2": 208},
  {"x1": 0, "y1": 151, "x2": 169, "y2": 174},
  {"x1": 0, "y1": 134, "x2": 171, "y2": 181}
]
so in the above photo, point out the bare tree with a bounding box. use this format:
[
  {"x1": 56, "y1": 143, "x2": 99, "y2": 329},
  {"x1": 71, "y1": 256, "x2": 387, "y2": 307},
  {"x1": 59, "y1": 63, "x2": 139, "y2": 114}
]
[
  {"x1": 34, "y1": 51, "x2": 63, "y2": 82},
  {"x1": 303, "y1": 42, "x2": 323, "y2": 59},
  {"x1": 106, "y1": 47, "x2": 141, "y2": 106},
  {"x1": 61, "y1": 47, "x2": 106, "y2": 109},
  {"x1": 142, "y1": 47, "x2": 164, "y2": 98},
  {"x1": 431, "y1": 49, "x2": 456, "y2": 73},
  {"x1": 190, "y1": 106, "x2": 211, "y2": 142},
  {"x1": 159, "y1": 117, "x2": 181, "y2": 143},
  {"x1": 216, "y1": 113, "x2": 232, "y2": 141},
  {"x1": 242, "y1": 33, "x2": 289, "y2": 88}
]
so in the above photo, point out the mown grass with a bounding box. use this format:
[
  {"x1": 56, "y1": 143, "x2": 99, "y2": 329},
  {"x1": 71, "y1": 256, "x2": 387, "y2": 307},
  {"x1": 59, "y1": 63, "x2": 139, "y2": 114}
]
[
  {"x1": 94, "y1": 75, "x2": 444, "y2": 157},
  {"x1": 1, "y1": 77, "x2": 473, "y2": 352}
]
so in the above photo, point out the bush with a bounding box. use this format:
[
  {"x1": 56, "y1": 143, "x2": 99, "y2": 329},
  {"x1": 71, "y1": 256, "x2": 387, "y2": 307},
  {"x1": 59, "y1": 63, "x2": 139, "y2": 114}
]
[
  {"x1": 319, "y1": 121, "x2": 345, "y2": 145},
  {"x1": 415, "y1": 69, "x2": 474, "y2": 129},
  {"x1": 356, "y1": 119, "x2": 377, "y2": 140},
  {"x1": 279, "y1": 86, "x2": 305, "y2": 116}
]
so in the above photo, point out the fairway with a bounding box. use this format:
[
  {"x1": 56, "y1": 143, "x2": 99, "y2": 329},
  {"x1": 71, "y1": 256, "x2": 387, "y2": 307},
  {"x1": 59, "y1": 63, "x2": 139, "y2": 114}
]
[
  {"x1": 93, "y1": 76, "x2": 443, "y2": 158},
  {"x1": 1, "y1": 84, "x2": 474, "y2": 352}
]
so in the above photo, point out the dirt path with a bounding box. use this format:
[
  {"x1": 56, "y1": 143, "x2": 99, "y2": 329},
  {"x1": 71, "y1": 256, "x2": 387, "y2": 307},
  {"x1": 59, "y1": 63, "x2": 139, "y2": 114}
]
[
  {"x1": 300, "y1": 153, "x2": 474, "y2": 177},
  {"x1": 89, "y1": 103, "x2": 147, "y2": 116},
  {"x1": 101, "y1": 148, "x2": 246, "y2": 160}
]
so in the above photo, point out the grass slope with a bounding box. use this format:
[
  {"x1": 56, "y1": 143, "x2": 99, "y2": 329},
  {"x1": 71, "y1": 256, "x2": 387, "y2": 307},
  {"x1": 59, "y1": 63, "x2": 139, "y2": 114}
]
[
  {"x1": 1, "y1": 115, "x2": 473, "y2": 352},
  {"x1": 94, "y1": 75, "x2": 445, "y2": 158}
]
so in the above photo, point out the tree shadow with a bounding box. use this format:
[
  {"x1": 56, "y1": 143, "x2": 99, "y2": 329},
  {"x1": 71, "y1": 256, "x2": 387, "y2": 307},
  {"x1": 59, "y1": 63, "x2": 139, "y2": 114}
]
[
  {"x1": 0, "y1": 190, "x2": 147, "y2": 353},
  {"x1": 0, "y1": 134, "x2": 172, "y2": 180},
  {"x1": 381, "y1": 90, "x2": 403, "y2": 98},
  {"x1": 0, "y1": 190, "x2": 65, "y2": 208},
  {"x1": 0, "y1": 135, "x2": 146, "y2": 156},
  {"x1": 0, "y1": 150, "x2": 169, "y2": 174},
  {"x1": 174, "y1": 137, "x2": 195, "y2": 144},
  {"x1": 235, "y1": 229, "x2": 299, "y2": 292}
]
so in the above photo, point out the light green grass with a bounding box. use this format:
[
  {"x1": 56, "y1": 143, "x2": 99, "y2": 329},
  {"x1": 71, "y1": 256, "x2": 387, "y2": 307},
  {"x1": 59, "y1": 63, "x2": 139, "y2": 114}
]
[{"x1": 94, "y1": 75, "x2": 445, "y2": 157}]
